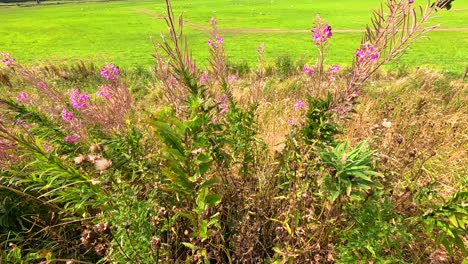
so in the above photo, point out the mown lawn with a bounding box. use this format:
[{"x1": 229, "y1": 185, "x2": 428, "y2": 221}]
[{"x1": 0, "y1": 0, "x2": 467, "y2": 73}]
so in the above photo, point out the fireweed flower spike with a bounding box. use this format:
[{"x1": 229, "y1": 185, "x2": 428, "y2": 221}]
[
  {"x1": 100, "y1": 64, "x2": 120, "y2": 81},
  {"x1": 64, "y1": 135, "x2": 78, "y2": 143},
  {"x1": 355, "y1": 44, "x2": 379, "y2": 63},
  {"x1": 61, "y1": 109, "x2": 74, "y2": 121},
  {"x1": 15, "y1": 92, "x2": 28, "y2": 103},
  {"x1": 210, "y1": 17, "x2": 218, "y2": 25},
  {"x1": 199, "y1": 73, "x2": 208, "y2": 84},
  {"x1": 328, "y1": 65, "x2": 340, "y2": 74},
  {"x1": 0, "y1": 52, "x2": 15, "y2": 67},
  {"x1": 312, "y1": 20, "x2": 332, "y2": 46},
  {"x1": 96, "y1": 85, "x2": 112, "y2": 99},
  {"x1": 302, "y1": 65, "x2": 314, "y2": 76},
  {"x1": 69, "y1": 89, "x2": 89, "y2": 109},
  {"x1": 293, "y1": 99, "x2": 308, "y2": 110}
]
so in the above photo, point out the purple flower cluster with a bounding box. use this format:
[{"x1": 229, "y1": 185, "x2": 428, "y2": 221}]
[
  {"x1": 61, "y1": 109, "x2": 74, "y2": 121},
  {"x1": 208, "y1": 36, "x2": 224, "y2": 48},
  {"x1": 293, "y1": 99, "x2": 308, "y2": 110},
  {"x1": 219, "y1": 96, "x2": 229, "y2": 116},
  {"x1": 328, "y1": 65, "x2": 340, "y2": 74},
  {"x1": 302, "y1": 65, "x2": 314, "y2": 76},
  {"x1": 199, "y1": 73, "x2": 208, "y2": 84},
  {"x1": 15, "y1": 92, "x2": 28, "y2": 103},
  {"x1": 210, "y1": 17, "x2": 218, "y2": 25},
  {"x1": 69, "y1": 89, "x2": 89, "y2": 109},
  {"x1": 100, "y1": 64, "x2": 120, "y2": 81},
  {"x1": 64, "y1": 135, "x2": 77, "y2": 143},
  {"x1": 1, "y1": 52, "x2": 15, "y2": 67},
  {"x1": 355, "y1": 44, "x2": 379, "y2": 63},
  {"x1": 96, "y1": 85, "x2": 112, "y2": 99},
  {"x1": 312, "y1": 24, "x2": 332, "y2": 46}
]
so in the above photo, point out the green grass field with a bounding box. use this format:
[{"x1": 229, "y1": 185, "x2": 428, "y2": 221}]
[{"x1": 1, "y1": 0, "x2": 467, "y2": 73}]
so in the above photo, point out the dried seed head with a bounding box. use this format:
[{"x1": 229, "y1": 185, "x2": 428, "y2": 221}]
[
  {"x1": 151, "y1": 236, "x2": 161, "y2": 251},
  {"x1": 87, "y1": 154, "x2": 99, "y2": 163},
  {"x1": 80, "y1": 229, "x2": 95, "y2": 246},
  {"x1": 382, "y1": 118, "x2": 392, "y2": 128},
  {"x1": 89, "y1": 143, "x2": 103, "y2": 152},
  {"x1": 159, "y1": 207, "x2": 167, "y2": 216},
  {"x1": 95, "y1": 243, "x2": 107, "y2": 256},
  {"x1": 94, "y1": 158, "x2": 111, "y2": 171},
  {"x1": 74, "y1": 154, "x2": 86, "y2": 164},
  {"x1": 93, "y1": 222, "x2": 110, "y2": 235}
]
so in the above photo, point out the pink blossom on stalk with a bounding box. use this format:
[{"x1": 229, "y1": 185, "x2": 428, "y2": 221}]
[
  {"x1": 294, "y1": 99, "x2": 308, "y2": 110},
  {"x1": 16, "y1": 119, "x2": 24, "y2": 125},
  {"x1": 210, "y1": 18, "x2": 218, "y2": 25},
  {"x1": 215, "y1": 36, "x2": 224, "y2": 47},
  {"x1": 302, "y1": 65, "x2": 314, "y2": 76},
  {"x1": 64, "y1": 135, "x2": 77, "y2": 143},
  {"x1": 15, "y1": 92, "x2": 28, "y2": 103},
  {"x1": 208, "y1": 39, "x2": 213, "y2": 46},
  {"x1": 312, "y1": 23, "x2": 332, "y2": 46},
  {"x1": 218, "y1": 96, "x2": 229, "y2": 116},
  {"x1": 200, "y1": 73, "x2": 208, "y2": 84},
  {"x1": 0, "y1": 52, "x2": 15, "y2": 67},
  {"x1": 355, "y1": 44, "x2": 379, "y2": 63},
  {"x1": 328, "y1": 65, "x2": 340, "y2": 74},
  {"x1": 257, "y1": 43, "x2": 265, "y2": 53},
  {"x1": 408, "y1": 0, "x2": 414, "y2": 4},
  {"x1": 100, "y1": 64, "x2": 120, "y2": 81},
  {"x1": 96, "y1": 85, "x2": 112, "y2": 99},
  {"x1": 61, "y1": 109, "x2": 74, "y2": 121},
  {"x1": 69, "y1": 89, "x2": 89, "y2": 109}
]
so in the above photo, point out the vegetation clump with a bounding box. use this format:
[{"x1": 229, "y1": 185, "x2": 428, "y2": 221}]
[{"x1": 0, "y1": 0, "x2": 466, "y2": 263}]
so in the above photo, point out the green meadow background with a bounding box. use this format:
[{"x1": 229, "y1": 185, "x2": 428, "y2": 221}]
[{"x1": 0, "y1": 0, "x2": 467, "y2": 73}]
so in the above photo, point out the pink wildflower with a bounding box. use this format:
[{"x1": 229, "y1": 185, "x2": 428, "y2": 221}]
[
  {"x1": 294, "y1": 99, "x2": 308, "y2": 110},
  {"x1": 200, "y1": 73, "x2": 208, "y2": 84},
  {"x1": 208, "y1": 39, "x2": 213, "y2": 46},
  {"x1": 64, "y1": 135, "x2": 77, "y2": 143},
  {"x1": 1, "y1": 52, "x2": 15, "y2": 67},
  {"x1": 355, "y1": 44, "x2": 379, "y2": 63},
  {"x1": 16, "y1": 119, "x2": 24, "y2": 125},
  {"x1": 69, "y1": 89, "x2": 89, "y2": 109},
  {"x1": 96, "y1": 85, "x2": 112, "y2": 99},
  {"x1": 15, "y1": 92, "x2": 28, "y2": 103},
  {"x1": 408, "y1": 0, "x2": 414, "y2": 4},
  {"x1": 215, "y1": 36, "x2": 224, "y2": 45},
  {"x1": 61, "y1": 109, "x2": 74, "y2": 121},
  {"x1": 257, "y1": 43, "x2": 265, "y2": 53},
  {"x1": 210, "y1": 18, "x2": 218, "y2": 25},
  {"x1": 302, "y1": 65, "x2": 314, "y2": 76},
  {"x1": 328, "y1": 65, "x2": 340, "y2": 74},
  {"x1": 312, "y1": 23, "x2": 332, "y2": 46},
  {"x1": 218, "y1": 96, "x2": 229, "y2": 116},
  {"x1": 100, "y1": 64, "x2": 120, "y2": 81}
]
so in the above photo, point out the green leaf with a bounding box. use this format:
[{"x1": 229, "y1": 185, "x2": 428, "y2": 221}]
[
  {"x1": 205, "y1": 194, "x2": 221, "y2": 207},
  {"x1": 182, "y1": 242, "x2": 197, "y2": 250}
]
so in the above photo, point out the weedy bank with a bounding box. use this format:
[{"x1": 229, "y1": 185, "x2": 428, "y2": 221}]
[{"x1": 0, "y1": 0, "x2": 466, "y2": 263}]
